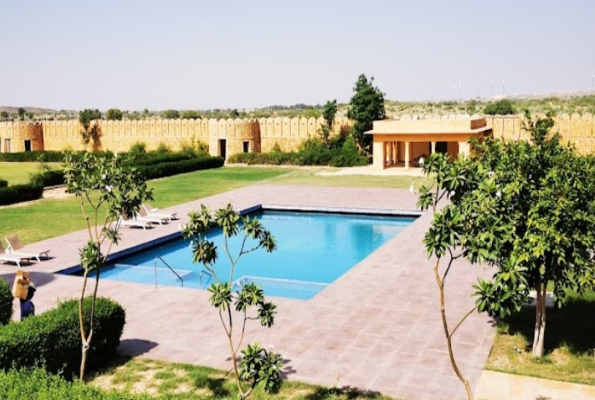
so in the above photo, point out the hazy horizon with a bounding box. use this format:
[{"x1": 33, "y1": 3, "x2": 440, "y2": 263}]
[{"x1": 1, "y1": 0, "x2": 594, "y2": 111}]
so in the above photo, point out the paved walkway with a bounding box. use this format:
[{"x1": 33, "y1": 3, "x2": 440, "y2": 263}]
[
  {"x1": 476, "y1": 370, "x2": 595, "y2": 400},
  {"x1": 3, "y1": 185, "x2": 496, "y2": 400}
]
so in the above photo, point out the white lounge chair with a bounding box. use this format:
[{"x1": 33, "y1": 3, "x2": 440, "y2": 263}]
[
  {"x1": 5, "y1": 235, "x2": 50, "y2": 262},
  {"x1": 142, "y1": 203, "x2": 177, "y2": 222},
  {"x1": 0, "y1": 241, "x2": 30, "y2": 268},
  {"x1": 117, "y1": 214, "x2": 152, "y2": 230},
  {"x1": 136, "y1": 207, "x2": 168, "y2": 225}
]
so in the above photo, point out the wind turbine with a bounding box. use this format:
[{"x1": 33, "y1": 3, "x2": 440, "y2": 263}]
[{"x1": 458, "y1": 80, "x2": 462, "y2": 100}]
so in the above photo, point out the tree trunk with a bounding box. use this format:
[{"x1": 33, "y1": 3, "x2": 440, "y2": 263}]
[
  {"x1": 532, "y1": 282, "x2": 547, "y2": 358},
  {"x1": 80, "y1": 340, "x2": 90, "y2": 381}
]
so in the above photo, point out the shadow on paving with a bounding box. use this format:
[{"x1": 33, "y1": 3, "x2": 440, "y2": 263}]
[
  {"x1": 0, "y1": 271, "x2": 57, "y2": 287},
  {"x1": 118, "y1": 339, "x2": 159, "y2": 357},
  {"x1": 500, "y1": 291, "x2": 595, "y2": 354}
]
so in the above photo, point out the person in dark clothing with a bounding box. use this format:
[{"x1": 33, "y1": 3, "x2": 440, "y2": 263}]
[{"x1": 20, "y1": 283, "x2": 35, "y2": 320}]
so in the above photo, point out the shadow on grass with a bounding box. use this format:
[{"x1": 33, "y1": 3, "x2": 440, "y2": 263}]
[
  {"x1": 499, "y1": 291, "x2": 595, "y2": 355},
  {"x1": 304, "y1": 385, "x2": 384, "y2": 400}
]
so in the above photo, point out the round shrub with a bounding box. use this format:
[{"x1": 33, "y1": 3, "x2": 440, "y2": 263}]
[
  {"x1": 0, "y1": 179, "x2": 7, "y2": 189},
  {"x1": 0, "y1": 297, "x2": 125, "y2": 378},
  {"x1": 0, "y1": 280, "x2": 12, "y2": 326}
]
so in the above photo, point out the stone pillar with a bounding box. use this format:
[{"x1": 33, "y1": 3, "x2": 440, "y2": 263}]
[
  {"x1": 373, "y1": 138, "x2": 385, "y2": 169},
  {"x1": 431, "y1": 141, "x2": 436, "y2": 154},
  {"x1": 404, "y1": 141, "x2": 410, "y2": 170},
  {"x1": 388, "y1": 141, "x2": 394, "y2": 165},
  {"x1": 458, "y1": 141, "x2": 471, "y2": 157}
]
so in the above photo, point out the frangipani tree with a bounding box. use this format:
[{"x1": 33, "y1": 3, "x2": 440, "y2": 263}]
[
  {"x1": 64, "y1": 152, "x2": 153, "y2": 380},
  {"x1": 468, "y1": 114, "x2": 595, "y2": 357},
  {"x1": 182, "y1": 204, "x2": 283, "y2": 398},
  {"x1": 419, "y1": 114, "x2": 595, "y2": 399}
]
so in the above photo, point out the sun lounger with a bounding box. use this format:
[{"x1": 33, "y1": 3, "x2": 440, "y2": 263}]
[
  {"x1": 142, "y1": 203, "x2": 177, "y2": 221},
  {"x1": 0, "y1": 241, "x2": 30, "y2": 268},
  {"x1": 117, "y1": 214, "x2": 152, "y2": 230},
  {"x1": 136, "y1": 207, "x2": 168, "y2": 225},
  {"x1": 4, "y1": 235, "x2": 50, "y2": 262}
]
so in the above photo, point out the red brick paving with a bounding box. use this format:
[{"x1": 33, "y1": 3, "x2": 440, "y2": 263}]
[{"x1": 1, "y1": 185, "x2": 495, "y2": 400}]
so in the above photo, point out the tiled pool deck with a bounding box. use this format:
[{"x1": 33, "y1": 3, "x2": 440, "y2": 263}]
[{"x1": 2, "y1": 185, "x2": 495, "y2": 400}]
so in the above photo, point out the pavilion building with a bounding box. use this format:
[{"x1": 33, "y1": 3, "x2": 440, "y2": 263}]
[{"x1": 365, "y1": 117, "x2": 493, "y2": 170}]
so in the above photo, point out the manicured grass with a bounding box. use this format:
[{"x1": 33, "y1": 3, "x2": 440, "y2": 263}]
[
  {"x1": 263, "y1": 167, "x2": 432, "y2": 189},
  {"x1": 91, "y1": 358, "x2": 399, "y2": 400},
  {"x1": 0, "y1": 165, "x2": 426, "y2": 244},
  {"x1": 486, "y1": 290, "x2": 595, "y2": 385},
  {"x1": 0, "y1": 167, "x2": 290, "y2": 244},
  {"x1": 0, "y1": 162, "x2": 61, "y2": 185}
]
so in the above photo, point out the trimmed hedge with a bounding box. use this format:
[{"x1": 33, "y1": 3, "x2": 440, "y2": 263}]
[
  {"x1": 0, "y1": 368, "x2": 143, "y2": 400},
  {"x1": 0, "y1": 180, "x2": 7, "y2": 189},
  {"x1": 127, "y1": 152, "x2": 195, "y2": 167},
  {"x1": 0, "y1": 151, "x2": 65, "y2": 163},
  {"x1": 0, "y1": 280, "x2": 12, "y2": 327},
  {"x1": 0, "y1": 297, "x2": 125, "y2": 378},
  {"x1": 137, "y1": 156, "x2": 224, "y2": 180},
  {"x1": 29, "y1": 169, "x2": 66, "y2": 187},
  {"x1": 0, "y1": 183, "x2": 44, "y2": 206}
]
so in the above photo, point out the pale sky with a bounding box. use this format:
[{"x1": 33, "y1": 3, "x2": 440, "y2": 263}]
[{"x1": 1, "y1": 0, "x2": 594, "y2": 111}]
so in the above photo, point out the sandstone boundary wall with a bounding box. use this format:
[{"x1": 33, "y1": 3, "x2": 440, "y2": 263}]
[{"x1": 1, "y1": 114, "x2": 594, "y2": 156}]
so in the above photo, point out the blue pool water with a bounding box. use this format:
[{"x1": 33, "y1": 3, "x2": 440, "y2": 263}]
[{"x1": 96, "y1": 211, "x2": 415, "y2": 299}]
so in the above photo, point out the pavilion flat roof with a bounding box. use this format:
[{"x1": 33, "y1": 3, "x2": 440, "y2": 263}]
[{"x1": 365, "y1": 117, "x2": 492, "y2": 135}]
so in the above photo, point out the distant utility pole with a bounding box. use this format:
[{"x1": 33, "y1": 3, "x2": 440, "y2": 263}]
[
  {"x1": 502, "y1": 79, "x2": 506, "y2": 97},
  {"x1": 458, "y1": 81, "x2": 462, "y2": 100}
]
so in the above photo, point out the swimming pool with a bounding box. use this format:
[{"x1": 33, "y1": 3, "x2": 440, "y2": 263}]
[{"x1": 93, "y1": 210, "x2": 415, "y2": 300}]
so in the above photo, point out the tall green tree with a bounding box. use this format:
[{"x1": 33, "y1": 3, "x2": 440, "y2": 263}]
[
  {"x1": 319, "y1": 99, "x2": 337, "y2": 143},
  {"x1": 0, "y1": 111, "x2": 9, "y2": 121},
  {"x1": 105, "y1": 108, "x2": 123, "y2": 121},
  {"x1": 79, "y1": 109, "x2": 102, "y2": 149},
  {"x1": 17, "y1": 107, "x2": 26, "y2": 121},
  {"x1": 347, "y1": 74, "x2": 385, "y2": 152},
  {"x1": 63, "y1": 153, "x2": 153, "y2": 380},
  {"x1": 182, "y1": 204, "x2": 283, "y2": 399}
]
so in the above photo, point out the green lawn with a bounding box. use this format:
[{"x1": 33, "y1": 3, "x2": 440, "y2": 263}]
[
  {"x1": 261, "y1": 167, "x2": 431, "y2": 189},
  {"x1": 0, "y1": 162, "x2": 61, "y2": 184},
  {"x1": 90, "y1": 358, "x2": 399, "y2": 400},
  {"x1": 0, "y1": 167, "x2": 290, "y2": 244},
  {"x1": 0, "y1": 165, "x2": 427, "y2": 244},
  {"x1": 486, "y1": 290, "x2": 595, "y2": 385}
]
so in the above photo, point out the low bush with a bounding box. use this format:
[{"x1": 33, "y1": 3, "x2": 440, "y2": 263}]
[
  {"x1": 0, "y1": 368, "x2": 141, "y2": 400},
  {"x1": 0, "y1": 280, "x2": 12, "y2": 326},
  {"x1": 0, "y1": 179, "x2": 7, "y2": 188},
  {"x1": 0, "y1": 297, "x2": 125, "y2": 378},
  {"x1": 228, "y1": 137, "x2": 368, "y2": 167},
  {"x1": 29, "y1": 170, "x2": 65, "y2": 187},
  {"x1": 137, "y1": 156, "x2": 224, "y2": 180},
  {"x1": 0, "y1": 183, "x2": 44, "y2": 206},
  {"x1": 0, "y1": 151, "x2": 64, "y2": 163}
]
